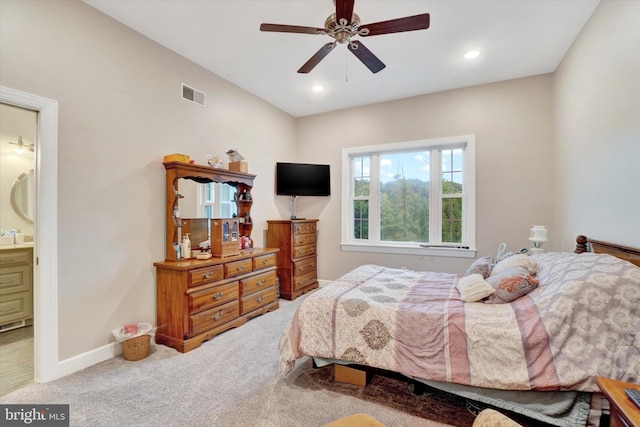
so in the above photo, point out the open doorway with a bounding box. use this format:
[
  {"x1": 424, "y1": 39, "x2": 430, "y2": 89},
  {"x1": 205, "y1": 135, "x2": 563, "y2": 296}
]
[
  {"x1": 0, "y1": 103, "x2": 36, "y2": 395},
  {"x1": 1, "y1": 86, "x2": 60, "y2": 386}
]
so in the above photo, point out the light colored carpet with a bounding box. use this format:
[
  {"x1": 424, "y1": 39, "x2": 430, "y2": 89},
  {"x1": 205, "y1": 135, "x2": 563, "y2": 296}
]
[{"x1": 0, "y1": 297, "x2": 456, "y2": 427}]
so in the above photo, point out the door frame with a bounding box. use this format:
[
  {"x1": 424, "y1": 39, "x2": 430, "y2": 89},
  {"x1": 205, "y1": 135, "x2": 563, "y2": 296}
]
[{"x1": 1, "y1": 86, "x2": 59, "y2": 382}]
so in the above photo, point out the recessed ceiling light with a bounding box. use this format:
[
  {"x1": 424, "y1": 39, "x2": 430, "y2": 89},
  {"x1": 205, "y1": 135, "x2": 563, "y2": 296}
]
[
  {"x1": 464, "y1": 50, "x2": 480, "y2": 59},
  {"x1": 312, "y1": 85, "x2": 324, "y2": 92}
]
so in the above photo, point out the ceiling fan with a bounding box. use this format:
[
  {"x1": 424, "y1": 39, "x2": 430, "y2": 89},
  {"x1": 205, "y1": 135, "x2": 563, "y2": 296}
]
[{"x1": 260, "y1": 0, "x2": 430, "y2": 74}]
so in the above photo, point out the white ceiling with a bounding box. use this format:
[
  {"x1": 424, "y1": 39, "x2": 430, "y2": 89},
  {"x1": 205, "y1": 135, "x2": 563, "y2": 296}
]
[{"x1": 83, "y1": 0, "x2": 599, "y2": 118}]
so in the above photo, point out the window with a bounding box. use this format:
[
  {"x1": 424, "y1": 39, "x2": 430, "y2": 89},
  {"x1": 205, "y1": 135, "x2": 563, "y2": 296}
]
[
  {"x1": 341, "y1": 135, "x2": 476, "y2": 258},
  {"x1": 199, "y1": 182, "x2": 237, "y2": 218}
]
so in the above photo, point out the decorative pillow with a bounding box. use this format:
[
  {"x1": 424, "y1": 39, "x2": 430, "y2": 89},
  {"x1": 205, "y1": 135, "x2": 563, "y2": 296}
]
[
  {"x1": 473, "y1": 408, "x2": 523, "y2": 427},
  {"x1": 465, "y1": 255, "x2": 493, "y2": 278},
  {"x1": 490, "y1": 254, "x2": 538, "y2": 277},
  {"x1": 484, "y1": 266, "x2": 539, "y2": 304},
  {"x1": 456, "y1": 274, "x2": 495, "y2": 302}
]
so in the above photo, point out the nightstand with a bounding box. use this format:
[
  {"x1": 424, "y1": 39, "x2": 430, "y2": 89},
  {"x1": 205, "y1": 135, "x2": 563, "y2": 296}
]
[{"x1": 596, "y1": 376, "x2": 640, "y2": 427}]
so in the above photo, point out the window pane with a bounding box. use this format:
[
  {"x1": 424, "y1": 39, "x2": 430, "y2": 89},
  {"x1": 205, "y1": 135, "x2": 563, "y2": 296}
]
[
  {"x1": 204, "y1": 183, "x2": 215, "y2": 203},
  {"x1": 353, "y1": 200, "x2": 369, "y2": 239},
  {"x1": 452, "y1": 148, "x2": 463, "y2": 170},
  {"x1": 442, "y1": 198, "x2": 462, "y2": 243},
  {"x1": 353, "y1": 156, "x2": 370, "y2": 197},
  {"x1": 441, "y1": 148, "x2": 463, "y2": 194},
  {"x1": 379, "y1": 151, "x2": 429, "y2": 242}
]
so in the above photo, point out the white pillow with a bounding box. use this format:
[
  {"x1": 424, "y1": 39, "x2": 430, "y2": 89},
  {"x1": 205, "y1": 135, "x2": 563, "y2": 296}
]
[
  {"x1": 491, "y1": 254, "x2": 538, "y2": 276},
  {"x1": 456, "y1": 274, "x2": 495, "y2": 302}
]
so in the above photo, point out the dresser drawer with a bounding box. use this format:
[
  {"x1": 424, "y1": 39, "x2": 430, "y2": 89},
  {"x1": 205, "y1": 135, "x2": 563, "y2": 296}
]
[
  {"x1": 294, "y1": 257, "x2": 317, "y2": 276},
  {"x1": 0, "y1": 250, "x2": 31, "y2": 266},
  {"x1": 293, "y1": 233, "x2": 317, "y2": 247},
  {"x1": 293, "y1": 222, "x2": 316, "y2": 235},
  {"x1": 293, "y1": 244, "x2": 316, "y2": 259},
  {"x1": 294, "y1": 271, "x2": 317, "y2": 291},
  {"x1": 0, "y1": 291, "x2": 32, "y2": 324},
  {"x1": 0, "y1": 265, "x2": 32, "y2": 295},
  {"x1": 190, "y1": 300, "x2": 239, "y2": 337},
  {"x1": 241, "y1": 270, "x2": 276, "y2": 296},
  {"x1": 253, "y1": 253, "x2": 276, "y2": 271},
  {"x1": 189, "y1": 281, "x2": 238, "y2": 314},
  {"x1": 240, "y1": 287, "x2": 276, "y2": 315},
  {"x1": 225, "y1": 258, "x2": 252, "y2": 278},
  {"x1": 189, "y1": 264, "x2": 224, "y2": 287}
]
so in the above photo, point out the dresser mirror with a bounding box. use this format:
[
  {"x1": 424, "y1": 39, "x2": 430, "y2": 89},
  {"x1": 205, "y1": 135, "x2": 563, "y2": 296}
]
[
  {"x1": 11, "y1": 169, "x2": 34, "y2": 223},
  {"x1": 163, "y1": 161, "x2": 254, "y2": 261},
  {"x1": 177, "y1": 179, "x2": 238, "y2": 219}
]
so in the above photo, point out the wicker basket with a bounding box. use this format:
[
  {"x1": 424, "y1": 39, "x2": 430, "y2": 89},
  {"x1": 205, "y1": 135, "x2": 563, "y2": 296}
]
[{"x1": 121, "y1": 334, "x2": 150, "y2": 361}]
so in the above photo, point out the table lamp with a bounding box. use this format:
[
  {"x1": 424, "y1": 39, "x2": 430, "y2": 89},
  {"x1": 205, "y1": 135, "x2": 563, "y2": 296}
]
[{"x1": 529, "y1": 225, "x2": 548, "y2": 254}]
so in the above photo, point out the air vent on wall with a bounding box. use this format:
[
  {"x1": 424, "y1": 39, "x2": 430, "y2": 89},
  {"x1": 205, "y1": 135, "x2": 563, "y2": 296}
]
[{"x1": 182, "y1": 83, "x2": 205, "y2": 107}]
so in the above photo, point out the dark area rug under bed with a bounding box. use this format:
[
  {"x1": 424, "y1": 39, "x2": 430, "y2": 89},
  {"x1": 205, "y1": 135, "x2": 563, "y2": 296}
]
[{"x1": 294, "y1": 359, "x2": 586, "y2": 427}]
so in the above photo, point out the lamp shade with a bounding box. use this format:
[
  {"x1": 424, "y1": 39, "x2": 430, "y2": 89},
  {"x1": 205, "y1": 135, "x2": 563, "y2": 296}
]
[{"x1": 529, "y1": 225, "x2": 548, "y2": 242}]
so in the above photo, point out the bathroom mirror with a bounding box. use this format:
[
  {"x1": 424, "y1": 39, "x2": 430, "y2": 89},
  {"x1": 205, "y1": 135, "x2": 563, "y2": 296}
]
[{"x1": 11, "y1": 169, "x2": 34, "y2": 223}]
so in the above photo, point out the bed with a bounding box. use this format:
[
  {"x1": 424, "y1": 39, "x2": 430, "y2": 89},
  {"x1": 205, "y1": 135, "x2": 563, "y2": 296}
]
[{"x1": 279, "y1": 236, "x2": 640, "y2": 426}]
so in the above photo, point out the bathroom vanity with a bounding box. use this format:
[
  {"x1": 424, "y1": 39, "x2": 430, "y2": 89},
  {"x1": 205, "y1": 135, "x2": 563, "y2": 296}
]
[{"x1": 0, "y1": 244, "x2": 33, "y2": 331}]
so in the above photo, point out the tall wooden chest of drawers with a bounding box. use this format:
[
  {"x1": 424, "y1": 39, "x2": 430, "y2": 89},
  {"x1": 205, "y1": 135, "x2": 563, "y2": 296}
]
[
  {"x1": 153, "y1": 248, "x2": 279, "y2": 353},
  {"x1": 267, "y1": 219, "x2": 319, "y2": 300}
]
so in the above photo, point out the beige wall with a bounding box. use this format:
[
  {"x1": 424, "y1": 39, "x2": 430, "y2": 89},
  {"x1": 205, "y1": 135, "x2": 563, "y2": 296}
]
[
  {"x1": 0, "y1": 0, "x2": 296, "y2": 360},
  {"x1": 1, "y1": 0, "x2": 636, "y2": 372},
  {"x1": 297, "y1": 75, "x2": 555, "y2": 279},
  {"x1": 553, "y1": 0, "x2": 640, "y2": 250}
]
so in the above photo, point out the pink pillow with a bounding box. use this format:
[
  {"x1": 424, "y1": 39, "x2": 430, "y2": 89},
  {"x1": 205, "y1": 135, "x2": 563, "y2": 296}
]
[{"x1": 484, "y1": 266, "x2": 539, "y2": 304}]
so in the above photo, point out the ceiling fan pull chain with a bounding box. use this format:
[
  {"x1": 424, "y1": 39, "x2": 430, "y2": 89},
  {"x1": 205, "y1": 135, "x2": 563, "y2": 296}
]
[{"x1": 345, "y1": 48, "x2": 349, "y2": 82}]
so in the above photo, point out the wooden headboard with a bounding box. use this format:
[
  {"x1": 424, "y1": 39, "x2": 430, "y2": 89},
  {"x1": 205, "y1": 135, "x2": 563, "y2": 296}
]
[{"x1": 575, "y1": 235, "x2": 640, "y2": 267}]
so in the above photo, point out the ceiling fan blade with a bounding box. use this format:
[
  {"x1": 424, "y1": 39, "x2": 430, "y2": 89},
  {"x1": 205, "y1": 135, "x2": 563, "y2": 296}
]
[
  {"x1": 335, "y1": 0, "x2": 355, "y2": 25},
  {"x1": 260, "y1": 23, "x2": 325, "y2": 35},
  {"x1": 360, "y1": 13, "x2": 430, "y2": 37},
  {"x1": 298, "y1": 42, "x2": 337, "y2": 73},
  {"x1": 347, "y1": 40, "x2": 385, "y2": 73}
]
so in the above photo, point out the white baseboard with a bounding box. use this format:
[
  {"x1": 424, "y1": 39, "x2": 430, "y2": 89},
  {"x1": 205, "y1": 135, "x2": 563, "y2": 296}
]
[
  {"x1": 52, "y1": 341, "x2": 122, "y2": 381},
  {"x1": 45, "y1": 337, "x2": 157, "y2": 382}
]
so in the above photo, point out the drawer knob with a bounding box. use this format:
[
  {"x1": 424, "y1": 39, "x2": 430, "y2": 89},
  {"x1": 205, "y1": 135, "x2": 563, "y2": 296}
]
[
  {"x1": 212, "y1": 292, "x2": 223, "y2": 300},
  {"x1": 203, "y1": 272, "x2": 215, "y2": 279},
  {"x1": 212, "y1": 311, "x2": 223, "y2": 321},
  {"x1": 256, "y1": 295, "x2": 264, "y2": 303},
  {"x1": 236, "y1": 265, "x2": 245, "y2": 271},
  {"x1": 257, "y1": 279, "x2": 265, "y2": 286},
  {"x1": 262, "y1": 259, "x2": 269, "y2": 265}
]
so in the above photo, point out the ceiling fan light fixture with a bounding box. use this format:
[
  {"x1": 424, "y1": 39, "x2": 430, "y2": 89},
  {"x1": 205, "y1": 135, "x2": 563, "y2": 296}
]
[
  {"x1": 464, "y1": 50, "x2": 480, "y2": 59},
  {"x1": 260, "y1": 0, "x2": 431, "y2": 74}
]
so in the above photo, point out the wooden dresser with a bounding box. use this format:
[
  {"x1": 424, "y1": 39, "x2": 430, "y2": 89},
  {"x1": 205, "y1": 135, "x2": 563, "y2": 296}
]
[
  {"x1": 267, "y1": 219, "x2": 319, "y2": 300},
  {"x1": 154, "y1": 248, "x2": 278, "y2": 353},
  {"x1": 154, "y1": 161, "x2": 278, "y2": 353},
  {"x1": 0, "y1": 245, "x2": 33, "y2": 330}
]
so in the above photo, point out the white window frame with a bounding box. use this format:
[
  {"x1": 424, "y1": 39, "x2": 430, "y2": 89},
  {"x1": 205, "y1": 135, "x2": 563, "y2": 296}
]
[
  {"x1": 341, "y1": 135, "x2": 476, "y2": 258},
  {"x1": 198, "y1": 182, "x2": 237, "y2": 218}
]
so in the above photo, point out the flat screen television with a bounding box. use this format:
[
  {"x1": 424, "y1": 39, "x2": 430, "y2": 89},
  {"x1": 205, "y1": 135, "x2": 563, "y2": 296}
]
[{"x1": 276, "y1": 162, "x2": 331, "y2": 196}]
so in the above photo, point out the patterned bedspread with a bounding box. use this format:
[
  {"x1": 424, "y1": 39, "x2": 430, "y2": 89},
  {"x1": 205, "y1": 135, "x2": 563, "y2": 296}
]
[{"x1": 279, "y1": 252, "x2": 640, "y2": 392}]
